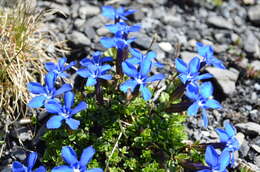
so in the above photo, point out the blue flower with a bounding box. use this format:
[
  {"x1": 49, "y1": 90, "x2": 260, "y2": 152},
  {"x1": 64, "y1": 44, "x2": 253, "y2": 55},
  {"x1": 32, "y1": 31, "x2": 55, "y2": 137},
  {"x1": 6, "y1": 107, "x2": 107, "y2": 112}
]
[
  {"x1": 45, "y1": 91, "x2": 87, "y2": 130},
  {"x1": 77, "y1": 52, "x2": 113, "y2": 86},
  {"x1": 27, "y1": 72, "x2": 72, "y2": 108},
  {"x1": 186, "y1": 82, "x2": 222, "y2": 127},
  {"x1": 100, "y1": 33, "x2": 135, "y2": 50},
  {"x1": 102, "y1": 6, "x2": 136, "y2": 21},
  {"x1": 52, "y1": 146, "x2": 103, "y2": 172},
  {"x1": 198, "y1": 146, "x2": 230, "y2": 172},
  {"x1": 126, "y1": 48, "x2": 164, "y2": 68},
  {"x1": 12, "y1": 152, "x2": 46, "y2": 172},
  {"x1": 120, "y1": 59, "x2": 164, "y2": 101},
  {"x1": 175, "y1": 57, "x2": 212, "y2": 87},
  {"x1": 105, "y1": 22, "x2": 141, "y2": 39},
  {"x1": 216, "y1": 121, "x2": 240, "y2": 166},
  {"x1": 196, "y1": 42, "x2": 226, "y2": 69},
  {"x1": 45, "y1": 57, "x2": 76, "y2": 78}
]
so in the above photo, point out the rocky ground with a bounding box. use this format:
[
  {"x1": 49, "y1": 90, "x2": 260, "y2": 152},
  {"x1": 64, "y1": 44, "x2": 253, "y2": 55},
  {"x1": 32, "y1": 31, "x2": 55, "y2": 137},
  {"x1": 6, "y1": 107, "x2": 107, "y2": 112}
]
[{"x1": 1, "y1": 0, "x2": 260, "y2": 171}]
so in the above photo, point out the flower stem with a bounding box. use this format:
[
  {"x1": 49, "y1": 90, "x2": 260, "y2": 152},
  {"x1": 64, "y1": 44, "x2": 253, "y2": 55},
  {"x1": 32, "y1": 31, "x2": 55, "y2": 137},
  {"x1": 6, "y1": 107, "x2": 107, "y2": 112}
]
[{"x1": 95, "y1": 79, "x2": 103, "y2": 104}]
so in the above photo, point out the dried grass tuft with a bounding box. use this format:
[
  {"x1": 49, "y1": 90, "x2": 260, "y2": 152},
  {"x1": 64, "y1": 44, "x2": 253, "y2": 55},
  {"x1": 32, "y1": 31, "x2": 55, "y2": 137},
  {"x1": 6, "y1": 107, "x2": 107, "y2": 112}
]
[{"x1": 0, "y1": 0, "x2": 49, "y2": 118}]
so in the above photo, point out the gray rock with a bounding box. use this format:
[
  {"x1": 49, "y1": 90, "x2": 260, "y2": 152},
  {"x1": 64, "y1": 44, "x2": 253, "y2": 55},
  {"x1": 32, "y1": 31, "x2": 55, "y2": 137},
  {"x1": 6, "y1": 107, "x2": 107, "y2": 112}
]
[
  {"x1": 251, "y1": 60, "x2": 260, "y2": 70},
  {"x1": 12, "y1": 148, "x2": 26, "y2": 161},
  {"x1": 236, "y1": 122, "x2": 260, "y2": 136},
  {"x1": 243, "y1": 31, "x2": 260, "y2": 58},
  {"x1": 163, "y1": 15, "x2": 183, "y2": 27},
  {"x1": 74, "y1": 19, "x2": 85, "y2": 31},
  {"x1": 207, "y1": 16, "x2": 233, "y2": 30},
  {"x1": 68, "y1": 31, "x2": 90, "y2": 46},
  {"x1": 38, "y1": 2, "x2": 70, "y2": 15},
  {"x1": 250, "y1": 109, "x2": 260, "y2": 123},
  {"x1": 84, "y1": 27, "x2": 96, "y2": 40},
  {"x1": 1, "y1": 166, "x2": 12, "y2": 172},
  {"x1": 236, "y1": 132, "x2": 245, "y2": 146},
  {"x1": 78, "y1": 5, "x2": 100, "y2": 19},
  {"x1": 248, "y1": 5, "x2": 260, "y2": 24},
  {"x1": 158, "y1": 42, "x2": 173, "y2": 53},
  {"x1": 255, "y1": 156, "x2": 260, "y2": 168},
  {"x1": 180, "y1": 51, "x2": 200, "y2": 64},
  {"x1": 240, "y1": 140, "x2": 250, "y2": 158},
  {"x1": 206, "y1": 67, "x2": 239, "y2": 95},
  {"x1": 251, "y1": 144, "x2": 260, "y2": 153},
  {"x1": 131, "y1": 32, "x2": 153, "y2": 49}
]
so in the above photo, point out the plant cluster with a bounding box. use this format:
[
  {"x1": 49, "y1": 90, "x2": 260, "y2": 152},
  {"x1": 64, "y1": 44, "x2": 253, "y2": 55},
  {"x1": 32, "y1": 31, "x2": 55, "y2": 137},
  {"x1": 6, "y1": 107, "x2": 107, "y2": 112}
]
[{"x1": 12, "y1": 5, "x2": 242, "y2": 172}]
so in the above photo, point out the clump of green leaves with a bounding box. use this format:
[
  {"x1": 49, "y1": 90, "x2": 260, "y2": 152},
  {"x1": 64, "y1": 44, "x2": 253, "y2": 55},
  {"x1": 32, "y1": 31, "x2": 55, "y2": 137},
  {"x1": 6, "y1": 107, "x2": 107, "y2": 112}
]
[{"x1": 41, "y1": 81, "x2": 202, "y2": 171}]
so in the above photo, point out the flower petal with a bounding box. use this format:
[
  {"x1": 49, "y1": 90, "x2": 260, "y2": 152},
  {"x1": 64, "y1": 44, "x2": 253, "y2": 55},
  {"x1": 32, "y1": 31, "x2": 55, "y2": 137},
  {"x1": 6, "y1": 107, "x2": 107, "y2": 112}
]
[
  {"x1": 45, "y1": 72, "x2": 56, "y2": 90},
  {"x1": 204, "y1": 99, "x2": 222, "y2": 109},
  {"x1": 61, "y1": 146, "x2": 78, "y2": 166},
  {"x1": 187, "y1": 102, "x2": 199, "y2": 116},
  {"x1": 102, "y1": 6, "x2": 115, "y2": 20},
  {"x1": 140, "y1": 85, "x2": 152, "y2": 101},
  {"x1": 80, "y1": 146, "x2": 95, "y2": 166},
  {"x1": 28, "y1": 96, "x2": 46, "y2": 108},
  {"x1": 77, "y1": 68, "x2": 91, "y2": 78},
  {"x1": 195, "y1": 73, "x2": 213, "y2": 80},
  {"x1": 12, "y1": 161, "x2": 27, "y2": 172},
  {"x1": 218, "y1": 150, "x2": 230, "y2": 171},
  {"x1": 86, "y1": 77, "x2": 97, "y2": 86},
  {"x1": 202, "y1": 109, "x2": 209, "y2": 128},
  {"x1": 58, "y1": 58, "x2": 67, "y2": 68},
  {"x1": 45, "y1": 101, "x2": 62, "y2": 114},
  {"x1": 100, "y1": 64, "x2": 111, "y2": 73},
  {"x1": 99, "y1": 74, "x2": 112, "y2": 81},
  {"x1": 28, "y1": 82, "x2": 45, "y2": 94},
  {"x1": 122, "y1": 61, "x2": 138, "y2": 77},
  {"x1": 100, "y1": 37, "x2": 115, "y2": 48},
  {"x1": 33, "y1": 166, "x2": 46, "y2": 172},
  {"x1": 65, "y1": 118, "x2": 80, "y2": 130},
  {"x1": 205, "y1": 145, "x2": 218, "y2": 168},
  {"x1": 199, "y1": 82, "x2": 213, "y2": 99},
  {"x1": 54, "y1": 84, "x2": 72, "y2": 97},
  {"x1": 188, "y1": 57, "x2": 200, "y2": 74},
  {"x1": 224, "y1": 121, "x2": 236, "y2": 138},
  {"x1": 129, "y1": 24, "x2": 141, "y2": 33},
  {"x1": 44, "y1": 62, "x2": 56, "y2": 72},
  {"x1": 145, "y1": 74, "x2": 164, "y2": 83},
  {"x1": 175, "y1": 58, "x2": 187, "y2": 73},
  {"x1": 120, "y1": 79, "x2": 138, "y2": 93},
  {"x1": 215, "y1": 128, "x2": 229, "y2": 143},
  {"x1": 64, "y1": 92, "x2": 74, "y2": 109},
  {"x1": 71, "y1": 102, "x2": 87, "y2": 115},
  {"x1": 51, "y1": 165, "x2": 73, "y2": 172},
  {"x1": 140, "y1": 59, "x2": 151, "y2": 77},
  {"x1": 28, "y1": 152, "x2": 38, "y2": 169},
  {"x1": 46, "y1": 115, "x2": 64, "y2": 129}
]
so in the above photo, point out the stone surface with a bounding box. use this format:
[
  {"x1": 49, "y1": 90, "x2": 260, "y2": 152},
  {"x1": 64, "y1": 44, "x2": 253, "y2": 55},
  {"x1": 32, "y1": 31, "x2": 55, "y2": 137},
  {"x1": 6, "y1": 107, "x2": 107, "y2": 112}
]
[
  {"x1": 243, "y1": 31, "x2": 260, "y2": 58},
  {"x1": 158, "y1": 42, "x2": 173, "y2": 53},
  {"x1": 68, "y1": 31, "x2": 91, "y2": 46},
  {"x1": 207, "y1": 16, "x2": 233, "y2": 30},
  {"x1": 248, "y1": 5, "x2": 260, "y2": 24},
  {"x1": 206, "y1": 67, "x2": 239, "y2": 95},
  {"x1": 251, "y1": 60, "x2": 260, "y2": 70},
  {"x1": 79, "y1": 5, "x2": 100, "y2": 19},
  {"x1": 236, "y1": 122, "x2": 260, "y2": 136}
]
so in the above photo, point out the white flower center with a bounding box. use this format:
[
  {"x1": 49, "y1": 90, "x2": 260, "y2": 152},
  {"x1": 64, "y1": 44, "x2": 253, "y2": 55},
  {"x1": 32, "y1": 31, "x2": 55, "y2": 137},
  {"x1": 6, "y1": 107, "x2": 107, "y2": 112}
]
[
  {"x1": 73, "y1": 168, "x2": 81, "y2": 172},
  {"x1": 136, "y1": 78, "x2": 143, "y2": 84},
  {"x1": 60, "y1": 113, "x2": 69, "y2": 118}
]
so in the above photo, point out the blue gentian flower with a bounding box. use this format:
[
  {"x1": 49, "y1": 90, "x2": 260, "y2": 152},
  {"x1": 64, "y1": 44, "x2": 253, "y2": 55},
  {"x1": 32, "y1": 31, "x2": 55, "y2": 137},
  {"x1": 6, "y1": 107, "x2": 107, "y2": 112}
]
[
  {"x1": 198, "y1": 146, "x2": 230, "y2": 172},
  {"x1": 105, "y1": 22, "x2": 141, "y2": 39},
  {"x1": 100, "y1": 33, "x2": 135, "y2": 50},
  {"x1": 77, "y1": 52, "x2": 113, "y2": 86},
  {"x1": 52, "y1": 146, "x2": 103, "y2": 172},
  {"x1": 27, "y1": 72, "x2": 72, "y2": 108},
  {"x1": 216, "y1": 121, "x2": 240, "y2": 166},
  {"x1": 102, "y1": 6, "x2": 136, "y2": 21},
  {"x1": 45, "y1": 91, "x2": 87, "y2": 130},
  {"x1": 120, "y1": 59, "x2": 164, "y2": 101},
  {"x1": 45, "y1": 57, "x2": 76, "y2": 78},
  {"x1": 186, "y1": 82, "x2": 222, "y2": 127},
  {"x1": 12, "y1": 152, "x2": 46, "y2": 172},
  {"x1": 175, "y1": 57, "x2": 212, "y2": 87},
  {"x1": 196, "y1": 42, "x2": 226, "y2": 69},
  {"x1": 126, "y1": 48, "x2": 164, "y2": 68}
]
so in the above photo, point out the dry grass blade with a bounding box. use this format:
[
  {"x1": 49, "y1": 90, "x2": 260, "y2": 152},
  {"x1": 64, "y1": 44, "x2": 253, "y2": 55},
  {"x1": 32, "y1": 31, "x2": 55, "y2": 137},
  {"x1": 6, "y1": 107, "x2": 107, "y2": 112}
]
[{"x1": 0, "y1": 0, "x2": 49, "y2": 119}]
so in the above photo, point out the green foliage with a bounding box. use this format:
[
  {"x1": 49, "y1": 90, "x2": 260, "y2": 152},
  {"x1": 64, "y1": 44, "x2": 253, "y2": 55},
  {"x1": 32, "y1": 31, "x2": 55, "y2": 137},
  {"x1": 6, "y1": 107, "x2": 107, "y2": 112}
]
[{"x1": 41, "y1": 80, "x2": 201, "y2": 171}]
